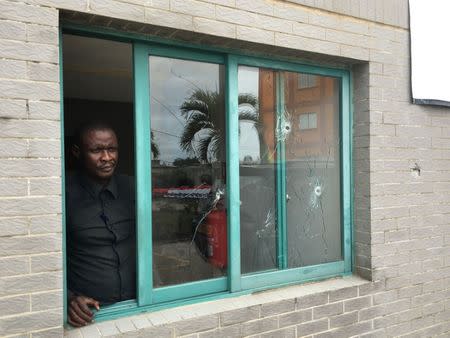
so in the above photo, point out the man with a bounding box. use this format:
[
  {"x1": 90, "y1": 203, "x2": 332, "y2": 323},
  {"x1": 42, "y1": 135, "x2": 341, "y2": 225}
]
[{"x1": 66, "y1": 122, "x2": 135, "y2": 327}]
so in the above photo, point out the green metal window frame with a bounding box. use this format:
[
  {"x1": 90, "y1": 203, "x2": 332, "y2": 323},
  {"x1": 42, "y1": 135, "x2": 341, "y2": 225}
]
[{"x1": 60, "y1": 25, "x2": 353, "y2": 324}]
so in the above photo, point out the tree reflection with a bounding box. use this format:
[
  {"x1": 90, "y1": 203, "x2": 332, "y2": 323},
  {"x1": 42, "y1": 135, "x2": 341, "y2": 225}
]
[{"x1": 179, "y1": 89, "x2": 259, "y2": 163}]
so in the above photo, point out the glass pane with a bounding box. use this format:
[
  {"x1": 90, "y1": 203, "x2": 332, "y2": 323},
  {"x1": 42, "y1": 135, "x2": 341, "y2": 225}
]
[
  {"x1": 150, "y1": 56, "x2": 227, "y2": 287},
  {"x1": 284, "y1": 72, "x2": 342, "y2": 267},
  {"x1": 238, "y1": 66, "x2": 278, "y2": 274}
]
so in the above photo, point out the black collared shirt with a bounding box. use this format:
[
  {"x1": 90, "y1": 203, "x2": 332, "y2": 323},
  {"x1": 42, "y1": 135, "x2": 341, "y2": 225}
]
[{"x1": 66, "y1": 172, "x2": 136, "y2": 304}]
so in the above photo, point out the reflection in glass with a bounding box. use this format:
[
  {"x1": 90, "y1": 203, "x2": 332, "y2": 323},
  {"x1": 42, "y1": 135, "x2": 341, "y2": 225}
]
[
  {"x1": 238, "y1": 67, "x2": 342, "y2": 272},
  {"x1": 150, "y1": 56, "x2": 227, "y2": 287},
  {"x1": 284, "y1": 72, "x2": 341, "y2": 267},
  {"x1": 238, "y1": 66, "x2": 278, "y2": 274}
]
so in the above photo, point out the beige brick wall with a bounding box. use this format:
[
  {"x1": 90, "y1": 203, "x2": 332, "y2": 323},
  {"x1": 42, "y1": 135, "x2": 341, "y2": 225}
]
[{"x1": 0, "y1": 0, "x2": 448, "y2": 337}]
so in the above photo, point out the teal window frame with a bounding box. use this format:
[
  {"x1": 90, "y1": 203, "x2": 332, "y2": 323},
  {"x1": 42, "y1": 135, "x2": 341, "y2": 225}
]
[{"x1": 61, "y1": 25, "x2": 352, "y2": 324}]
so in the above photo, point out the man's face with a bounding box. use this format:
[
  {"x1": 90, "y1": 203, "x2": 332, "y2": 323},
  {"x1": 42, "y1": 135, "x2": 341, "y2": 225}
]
[{"x1": 77, "y1": 129, "x2": 119, "y2": 184}]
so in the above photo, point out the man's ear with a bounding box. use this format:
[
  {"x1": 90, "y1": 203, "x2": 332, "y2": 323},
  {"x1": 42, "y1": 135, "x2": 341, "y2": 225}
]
[{"x1": 72, "y1": 144, "x2": 80, "y2": 159}]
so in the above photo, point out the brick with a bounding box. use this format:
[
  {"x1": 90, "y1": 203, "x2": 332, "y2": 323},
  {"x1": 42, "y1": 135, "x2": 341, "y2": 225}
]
[
  {"x1": 0, "y1": 2, "x2": 58, "y2": 26},
  {"x1": 28, "y1": 100, "x2": 59, "y2": 120},
  {"x1": 200, "y1": 0, "x2": 234, "y2": 6},
  {"x1": 261, "y1": 326, "x2": 295, "y2": 338},
  {"x1": 344, "y1": 296, "x2": 372, "y2": 312},
  {"x1": 296, "y1": 292, "x2": 328, "y2": 309},
  {"x1": 216, "y1": 6, "x2": 258, "y2": 26},
  {"x1": 279, "y1": 308, "x2": 312, "y2": 327},
  {"x1": 340, "y1": 44, "x2": 369, "y2": 60},
  {"x1": 0, "y1": 271, "x2": 62, "y2": 297},
  {"x1": 0, "y1": 196, "x2": 61, "y2": 217},
  {"x1": 293, "y1": 22, "x2": 326, "y2": 39},
  {"x1": 329, "y1": 286, "x2": 357, "y2": 302},
  {"x1": 0, "y1": 59, "x2": 27, "y2": 79},
  {"x1": 90, "y1": 0, "x2": 145, "y2": 22},
  {"x1": 0, "y1": 234, "x2": 61, "y2": 257},
  {"x1": 31, "y1": 327, "x2": 63, "y2": 338},
  {"x1": 273, "y1": 3, "x2": 308, "y2": 23},
  {"x1": 220, "y1": 306, "x2": 259, "y2": 326},
  {"x1": 115, "y1": 317, "x2": 136, "y2": 333},
  {"x1": 79, "y1": 325, "x2": 101, "y2": 338},
  {"x1": 193, "y1": 18, "x2": 236, "y2": 39},
  {"x1": 28, "y1": 140, "x2": 61, "y2": 158},
  {"x1": 0, "y1": 256, "x2": 29, "y2": 277},
  {"x1": 0, "y1": 19, "x2": 26, "y2": 41},
  {"x1": 275, "y1": 33, "x2": 340, "y2": 56},
  {"x1": 261, "y1": 299, "x2": 295, "y2": 317},
  {"x1": 329, "y1": 311, "x2": 358, "y2": 329},
  {"x1": 237, "y1": 25, "x2": 274, "y2": 44},
  {"x1": 0, "y1": 295, "x2": 30, "y2": 316},
  {"x1": 31, "y1": 290, "x2": 62, "y2": 311},
  {"x1": 313, "y1": 302, "x2": 343, "y2": 319},
  {"x1": 199, "y1": 325, "x2": 241, "y2": 338},
  {"x1": 30, "y1": 214, "x2": 61, "y2": 234},
  {"x1": 171, "y1": 0, "x2": 215, "y2": 18},
  {"x1": 315, "y1": 321, "x2": 372, "y2": 338},
  {"x1": 296, "y1": 318, "x2": 328, "y2": 336},
  {"x1": 174, "y1": 315, "x2": 218, "y2": 335},
  {"x1": 0, "y1": 179, "x2": 28, "y2": 197},
  {"x1": 254, "y1": 14, "x2": 293, "y2": 34},
  {"x1": 0, "y1": 39, "x2": 58, "y2": 63},
  {"x1": 0, "y1": 119, "x2": 60, "y2": 138},
  {"x1": 27, "y1": 62, "x2": 59, "y2": 82},
  {"x1": 240, "y1": 317, "x2": 278, "y2": 336},
  {"x1": 0, "y1": 139, "x2": 28, "y2": 158},
  {"x1": 325, "y1": 28, "x2": 369, "y2": 48},
  {"x1": 0, "y1": 215, "x2": 28, "y2": 236},
  {"x1": 135, "y1": 325, "x2": 173, "y2": 337},
  {"x1": 236, "y1": 0, "x2": 274, "y2": 16},
  {"x1": 131, "y1": 315, "x2": 152, "y2": 330},
  {"x1": 29, "y1": 177, "x2": 61, "y2": 196},
  {"x1": 0, "y1": 99, "x2": 27, "y2": 119},
  {"x1": 26, "y1": 24, "x2": 58, "y2": 44},
  {"x1": 145, "y1": 8, "x2": 193, "y2": 30},
  {"x1": 31, "y1": 252, "x2": 62, "y2": 273},
  {"x1": 372, "y1": 290, "x2": 397, "y2": 305},
  {"x1": 96, "y1": 321, "x2": 120, "y2": 336},
  {"x1": 0, "y1": 159, "x2": 61, "y2": 177}
]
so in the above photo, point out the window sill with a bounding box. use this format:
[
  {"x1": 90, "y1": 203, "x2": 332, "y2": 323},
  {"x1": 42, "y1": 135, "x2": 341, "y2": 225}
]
[{"x1": 64, "y1": 275, "x2": 370, "y2": 337}]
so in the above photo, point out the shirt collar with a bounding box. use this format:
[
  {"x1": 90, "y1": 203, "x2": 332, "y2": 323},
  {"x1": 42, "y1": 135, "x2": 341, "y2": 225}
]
[{"x1": 78, "y1": 172, "x2": 119, "y2": 199}]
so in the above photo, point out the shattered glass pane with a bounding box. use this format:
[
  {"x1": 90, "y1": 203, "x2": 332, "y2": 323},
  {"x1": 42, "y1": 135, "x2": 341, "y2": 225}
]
[
  {"x1": 284, "y1": 72, "x2": 342, "y2": 267},
  {"x1": 276, "y1": 108, "x2": 292, "y2": 143}
]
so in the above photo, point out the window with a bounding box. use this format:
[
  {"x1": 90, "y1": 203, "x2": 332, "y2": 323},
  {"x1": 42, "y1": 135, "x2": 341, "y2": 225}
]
[
  {"x1": 62, "y1": 30, "x2": 352, "y2": 322},
  {"x1": 299, "y1": 113, "x2": 317, "y2": 130},
  {"x1": 298, "y1": 73, "x2": 318, "y2": 89}
]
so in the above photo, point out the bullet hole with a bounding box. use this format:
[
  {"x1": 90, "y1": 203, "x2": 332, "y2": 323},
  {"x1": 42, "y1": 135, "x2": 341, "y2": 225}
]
[{"x1": 411, "y1": 163, "x2": 421, "y2": 178}]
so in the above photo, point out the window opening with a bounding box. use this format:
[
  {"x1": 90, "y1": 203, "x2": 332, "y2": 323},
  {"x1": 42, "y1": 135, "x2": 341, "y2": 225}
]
[{"x1": 62, "y1": 34, "x2": 136, "y2": 326}]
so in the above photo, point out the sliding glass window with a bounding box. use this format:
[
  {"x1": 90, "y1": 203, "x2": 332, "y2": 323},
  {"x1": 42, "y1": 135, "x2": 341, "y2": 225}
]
[{"x1": 63, "y1": 30, "x2": 352, "y2": 322}]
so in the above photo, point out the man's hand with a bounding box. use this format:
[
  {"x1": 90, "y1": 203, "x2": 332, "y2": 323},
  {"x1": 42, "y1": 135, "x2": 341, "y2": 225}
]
[{"x1": 68, "y1": 295, "x2": 100, "y2": 327}]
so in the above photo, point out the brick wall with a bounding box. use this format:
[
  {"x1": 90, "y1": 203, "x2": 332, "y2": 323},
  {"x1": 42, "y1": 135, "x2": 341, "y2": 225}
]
[{"x1": 0, "y1": 0, "x2": 449, "y2": 337}]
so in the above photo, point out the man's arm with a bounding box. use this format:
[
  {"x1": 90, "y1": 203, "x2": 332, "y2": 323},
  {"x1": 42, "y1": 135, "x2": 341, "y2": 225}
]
[{"x1": 67, "y1": 291, "x2": 100, "y2": 327}]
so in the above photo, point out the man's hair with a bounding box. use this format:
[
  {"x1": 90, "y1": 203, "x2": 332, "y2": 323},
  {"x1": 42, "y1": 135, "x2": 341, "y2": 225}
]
[{"x1": 74, "y1": 121, "x2": 117, "y2": 147}]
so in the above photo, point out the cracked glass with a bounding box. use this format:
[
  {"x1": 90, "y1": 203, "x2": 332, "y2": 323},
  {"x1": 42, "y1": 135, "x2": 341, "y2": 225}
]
[
  {"x1": 284, "y1": 72, "x2": 341, "y2": 267},
  {"x1": 238, "y1": 66, "x2": 342, "y2": 272}
]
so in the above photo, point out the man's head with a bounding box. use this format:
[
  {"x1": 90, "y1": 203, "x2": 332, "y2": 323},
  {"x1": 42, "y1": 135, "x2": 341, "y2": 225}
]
[{"x1": 73, "y1": 122, "x2": 118, "y2": 185}]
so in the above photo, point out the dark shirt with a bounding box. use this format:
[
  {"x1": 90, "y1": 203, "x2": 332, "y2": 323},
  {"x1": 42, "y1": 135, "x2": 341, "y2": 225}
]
[{"x1": 66, "y1": 172, "x2": 136, "y2": 304}]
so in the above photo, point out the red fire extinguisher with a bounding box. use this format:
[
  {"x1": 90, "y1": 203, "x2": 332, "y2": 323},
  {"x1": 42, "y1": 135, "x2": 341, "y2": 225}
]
[{"x1": 205, "y1": 208, "x2": 227, "y2": 269}]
